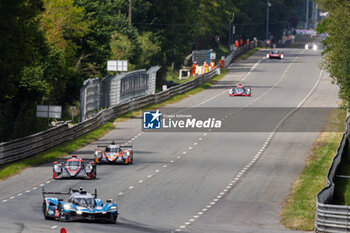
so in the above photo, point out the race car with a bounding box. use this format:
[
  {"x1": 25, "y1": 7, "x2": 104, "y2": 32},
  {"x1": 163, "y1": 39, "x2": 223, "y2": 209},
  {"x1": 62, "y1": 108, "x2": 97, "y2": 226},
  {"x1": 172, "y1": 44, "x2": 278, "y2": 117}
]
[
  {"x1": 305, "y1": 43, "x2": 318, "y2": 50},
  {"x1": 94, "y1": 141, "x2": 133, "y2": 165},
  {"x1": 42, "y1": 187, "x2": 118, "y2": 223},
  {"x1": 266, "y1": 50, "x2": 284, "y2": 59},
  {"x1": 52, "y1": 155, "x2": 96, "y2": 180},
  {"x1": 229, "y1": 84, "x2": 251, "y2": 96}
]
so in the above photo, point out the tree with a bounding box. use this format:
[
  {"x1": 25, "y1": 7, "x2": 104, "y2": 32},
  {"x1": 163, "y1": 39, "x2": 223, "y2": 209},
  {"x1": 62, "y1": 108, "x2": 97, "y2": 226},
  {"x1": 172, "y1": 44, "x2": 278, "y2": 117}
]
[
  {"x1": 315, "y1": 0, "x2": 350, "y2": 105},
  {"x1": 0, "y1": 0, "x2": 50, "y2": 141}
]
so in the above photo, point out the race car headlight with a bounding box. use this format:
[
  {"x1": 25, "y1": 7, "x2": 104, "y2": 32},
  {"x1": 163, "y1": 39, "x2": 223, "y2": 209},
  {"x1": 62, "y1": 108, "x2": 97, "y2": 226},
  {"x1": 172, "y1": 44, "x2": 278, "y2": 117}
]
[
  {"x1": 63, "y1": 204, "x2": 76, "y2": 211},
  {"x1": 76, "y1": 211, "x2": 83, "y2": 215},
  {"x1": 95, "y1": 151, "x2": 102, "y2": 159},
  {"x1": 305, "y1": 44, "x2": 308, "y2": 49},
  {"x1": 54, "y1": 165, "x2": 62, "y2": 173},
  {"x1": 229, "y1": 89, "x2": 233, "y2": 94},
  {"x1": 85, "y1": 164, "x2": 92, "y2": 173},
  {"x1": 313, "y1": 44, "x2": 318, "y2": 50},
  {"x1": 122, "y1": 152, "x2": 129, "y2": 159},
  {"x1": 109, "y1": 206, "x2": 117, "y2": 212},
  {"x1": 266, "y1": 54, "x2": 269, "y2": 58}
]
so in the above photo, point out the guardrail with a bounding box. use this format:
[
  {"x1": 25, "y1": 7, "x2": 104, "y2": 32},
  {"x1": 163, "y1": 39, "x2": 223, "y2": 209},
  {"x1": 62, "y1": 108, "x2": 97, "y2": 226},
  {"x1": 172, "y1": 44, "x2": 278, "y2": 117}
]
[
  {"x1": 225, "y1": 41, "x2": 258, "y2": 68},
  {"x1": 315, "y1": 116, "x2": 350, "y2": 232},
  {"x1": 0, "y1": 42, "x2": 257, "y2": 166}
]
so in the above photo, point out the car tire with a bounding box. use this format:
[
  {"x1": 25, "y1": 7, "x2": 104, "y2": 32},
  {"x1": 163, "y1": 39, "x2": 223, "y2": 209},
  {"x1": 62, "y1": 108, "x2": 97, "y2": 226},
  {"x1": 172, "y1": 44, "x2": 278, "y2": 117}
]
[
  {"x1": 42, "y1": 202, "x2": 50, "y2": 220},
  {"x1": 111, "y1": 215, "x2": 117, "y2": 224},
  {"x1": 58, "y1": 203, "x2": 70, "y2": 221}
]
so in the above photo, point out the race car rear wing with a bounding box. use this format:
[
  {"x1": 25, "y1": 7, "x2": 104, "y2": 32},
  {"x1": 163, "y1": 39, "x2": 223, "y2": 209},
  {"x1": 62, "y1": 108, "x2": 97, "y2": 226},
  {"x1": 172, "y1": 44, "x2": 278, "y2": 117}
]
[
  {"x1": 42, "y1": 187, "x2": 97, "y2": 198},
  {"x1": 42, "y1": 187, "x2": 70, "y2": 198},
  {"x1": 95, "y1": 139, "x2": 132, "y2": 145},
  {"x1": 120, "y1": 145, "x2": 133, "y2": 150},
  {"x1": 54, "y1": 158, "x2": 95, "y2": 163},
  {"x1": 95, "y1": 142, "x2": 133, "y2": 150}
]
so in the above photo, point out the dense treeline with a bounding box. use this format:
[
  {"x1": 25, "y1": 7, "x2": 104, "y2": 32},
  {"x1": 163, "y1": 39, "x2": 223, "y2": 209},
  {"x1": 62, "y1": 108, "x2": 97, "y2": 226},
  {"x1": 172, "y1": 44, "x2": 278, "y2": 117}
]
[
  {"x1": 0, "y1": 0, "x2": 301, "y2": 141},
  {"x1": 315, "y1": 0, "x2": 350, "y2": 106}
]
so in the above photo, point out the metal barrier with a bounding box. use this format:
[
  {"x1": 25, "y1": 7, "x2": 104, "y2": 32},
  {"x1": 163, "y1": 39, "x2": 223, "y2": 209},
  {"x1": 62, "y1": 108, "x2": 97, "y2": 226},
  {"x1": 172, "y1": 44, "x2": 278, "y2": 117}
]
[
  {"x1": 0, "y1": 44, "x2": 257, "y2": 166},
  {"x1": 224, "y1": 41, "x2": 258, "y2": 68},
  {"x1": 80, "y1": 66, "x2": 160, "y2": 122},
  {"x1": 315, "y1": 116, "x2": 350, "y2": 232}
]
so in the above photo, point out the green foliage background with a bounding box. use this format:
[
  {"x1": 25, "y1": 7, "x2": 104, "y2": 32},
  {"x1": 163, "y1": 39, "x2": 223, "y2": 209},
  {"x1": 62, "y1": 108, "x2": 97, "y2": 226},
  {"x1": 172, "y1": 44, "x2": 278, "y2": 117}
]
[
  {"x1": 0, "y1": 0, "x2": 301, "y2": 141},
  {"x1": 315, "y1": 0, "x2": 350, "y2": 106}
]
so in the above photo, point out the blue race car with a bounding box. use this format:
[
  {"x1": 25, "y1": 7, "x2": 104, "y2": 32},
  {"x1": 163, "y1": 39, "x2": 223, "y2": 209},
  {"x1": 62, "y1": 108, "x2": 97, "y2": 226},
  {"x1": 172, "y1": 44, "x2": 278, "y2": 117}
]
[{"x1": 42, "y1": 187, "x2": 118, "y2": 223}]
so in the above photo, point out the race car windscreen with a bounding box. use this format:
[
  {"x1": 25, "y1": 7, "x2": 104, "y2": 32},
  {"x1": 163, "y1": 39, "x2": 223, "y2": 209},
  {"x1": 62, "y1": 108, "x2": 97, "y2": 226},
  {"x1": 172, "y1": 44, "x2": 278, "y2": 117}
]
[
  {"x1": 73, "y1": 197, "x2": 96, "y2": 207},
  {"x1": 106, "y1": 146, "x2": 120, "y2": 153},
  {"x1": 235, "y1": 87, "x2": 244, "y2": 93},
  {"x1": 67, "y1": 160, "x2": 81, "y2": 170}
]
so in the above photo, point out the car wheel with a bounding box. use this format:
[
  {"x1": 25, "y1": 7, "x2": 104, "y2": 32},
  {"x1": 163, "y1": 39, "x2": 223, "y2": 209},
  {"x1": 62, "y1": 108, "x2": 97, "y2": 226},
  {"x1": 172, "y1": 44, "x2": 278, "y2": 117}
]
[
  {"x1": 111, "y1": 215, "x2": 117, "y2": 224},
  {"x1": 58, "y1": 203, "x2": 62, "y2": 221},
  {"x1": 42, "y1": 202, "x2": 50, "y2": 220},
  {"x1": 93, "y1": 171, "x2": 96, "y2": 179},
  {"x1": 129, "y1": 156, "x2": 133, "y2": 165},
  {"x1": 59, "y1": 204, "x2": 70, "y2": 222},
  {"x1": 58, "y1": 203, "x2": 66, "y2": 221}
]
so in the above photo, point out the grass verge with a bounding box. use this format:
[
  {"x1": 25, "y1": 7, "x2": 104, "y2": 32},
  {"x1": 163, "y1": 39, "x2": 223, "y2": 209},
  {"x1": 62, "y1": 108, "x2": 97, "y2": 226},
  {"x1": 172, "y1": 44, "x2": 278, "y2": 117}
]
[
  {"x1": 164, "y1": 70, "x2": 196, "y2": 85},
  {"x1": 0, "y1": 122, "x2": 115, "y2": 181},
  {"x1": 233, "y1": 47, "x2": 261, "y2": 62},
  {"x1": 0, "y1": 69, "x2": 228, "y2": 180},
  {"x1": 280, "y1": 108, "x2": 346, "y2": 230}
]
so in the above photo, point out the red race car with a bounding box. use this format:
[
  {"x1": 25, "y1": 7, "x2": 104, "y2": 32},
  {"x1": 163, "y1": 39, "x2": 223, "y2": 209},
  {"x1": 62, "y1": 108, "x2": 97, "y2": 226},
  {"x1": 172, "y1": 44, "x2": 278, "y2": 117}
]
[
  {"x1": 229, "y1": 84, "x2": 251, "y2": 96},
  {"x1": 266, "y1": 50, "x2": 284, "y2": 59},
  {"x1": 53, "y1": 155, "x2": 96, "y2": 179}
]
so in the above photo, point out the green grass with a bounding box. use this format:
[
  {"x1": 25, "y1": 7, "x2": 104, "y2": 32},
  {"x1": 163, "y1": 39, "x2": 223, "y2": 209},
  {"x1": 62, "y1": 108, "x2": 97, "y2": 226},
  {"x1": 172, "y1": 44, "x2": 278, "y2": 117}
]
[
  {"x1": 233, "y1": 47, "x2": 261, "y2": 62},
  {"x1": 280, "y1": 108, "x2": 346, "y2": 230},
  {"x1": 165, "y1": 70, "x2": 196, "y2": 85},
  {"x1": 0, "y1": 122, "x2": 115, "y2": 180}
]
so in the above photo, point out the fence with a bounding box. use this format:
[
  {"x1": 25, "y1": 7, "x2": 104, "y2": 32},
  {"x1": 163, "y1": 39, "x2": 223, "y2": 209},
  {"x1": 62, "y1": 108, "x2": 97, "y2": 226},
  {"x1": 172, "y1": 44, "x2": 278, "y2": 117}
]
[
  {"x1": 315, "y1": 116, "x2": 350, "y2": 232},
  {"x1": 80, "y1": 66, "x2": 160, "y2": 121},
  {"x1": 0, "y1": 42, "x2": 257, "y2": 166}
]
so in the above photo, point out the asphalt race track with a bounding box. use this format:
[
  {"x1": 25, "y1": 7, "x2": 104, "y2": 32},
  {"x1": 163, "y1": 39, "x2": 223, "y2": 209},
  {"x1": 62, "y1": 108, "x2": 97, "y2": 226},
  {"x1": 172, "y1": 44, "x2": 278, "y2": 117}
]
[{"x1": 0, "y1": 47, "x2": 339, "y2": 233}]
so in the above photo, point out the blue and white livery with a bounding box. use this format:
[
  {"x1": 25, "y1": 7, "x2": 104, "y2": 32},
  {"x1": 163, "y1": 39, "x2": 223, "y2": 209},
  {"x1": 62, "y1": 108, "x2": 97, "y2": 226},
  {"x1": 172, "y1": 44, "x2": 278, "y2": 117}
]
[{"x1": 42, "y1": 187, "x2": 118, "y2": 223}]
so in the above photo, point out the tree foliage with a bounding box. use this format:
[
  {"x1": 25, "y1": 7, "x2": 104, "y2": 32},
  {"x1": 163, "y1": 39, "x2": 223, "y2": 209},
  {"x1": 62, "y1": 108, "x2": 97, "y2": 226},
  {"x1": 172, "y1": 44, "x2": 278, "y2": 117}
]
[
  {"x1": 0, "y1": 0, "x2": 301, "y2": 141},
  {"x1": 315, "y1": 0, "x2": 350, "y2": 105}
]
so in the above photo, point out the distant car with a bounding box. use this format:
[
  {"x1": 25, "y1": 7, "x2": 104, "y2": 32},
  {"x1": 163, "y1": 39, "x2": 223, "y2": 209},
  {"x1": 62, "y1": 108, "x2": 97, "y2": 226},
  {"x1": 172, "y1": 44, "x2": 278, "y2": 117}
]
[
  {"x1": 229, "y1": 84, "x2": 251, "y2": 96},
  {"x1": 95, "y1": 141, "x2": 133, "y2": 165},
  {"x1": 266, "y1": 50, "x2": 284, "y2": 59},
  {"x1": 53, "y1": 155, "x2": 96, "y2": 180},
  {"x1": 305, "y1": 43, "x2": 318, "y2": 50},
  {"x1": 42, "y1": 187, "x2": 118, "y2": 223}
]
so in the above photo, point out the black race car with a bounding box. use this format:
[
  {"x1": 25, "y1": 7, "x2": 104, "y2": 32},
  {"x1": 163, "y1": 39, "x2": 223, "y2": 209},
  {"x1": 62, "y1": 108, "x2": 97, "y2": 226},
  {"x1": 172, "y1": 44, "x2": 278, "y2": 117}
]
[{"x1": 53, "y1": 155, "x2": 96, "y2": 179}]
